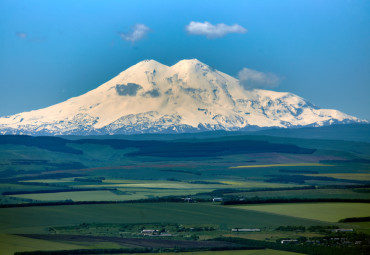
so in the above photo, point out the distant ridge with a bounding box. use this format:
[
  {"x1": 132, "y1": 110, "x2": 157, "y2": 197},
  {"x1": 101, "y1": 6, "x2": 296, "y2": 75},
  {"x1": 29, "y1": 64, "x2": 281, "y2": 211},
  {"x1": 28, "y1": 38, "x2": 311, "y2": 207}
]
[
  {"x1": 0, "y1": 59, "x2": 366, "y2": 135},
  {"x1": 58, "y1": 124, "x2": 370, "y2": 143},
  {"x1": 252, "y1": 123, "x2": 370, "y2": 142}
]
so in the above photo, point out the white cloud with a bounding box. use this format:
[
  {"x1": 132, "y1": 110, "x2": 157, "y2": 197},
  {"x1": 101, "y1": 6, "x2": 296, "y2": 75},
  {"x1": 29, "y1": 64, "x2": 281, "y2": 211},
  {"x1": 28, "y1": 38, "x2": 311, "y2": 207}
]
[
  {"x1": 186, "y1": 21, "x2": 247, "y2": 38},
  {"x1": 118, "y1": 24, "x2": 150, "y2": 43},
  {"x1": 238, "y1": 67, "x2": 281, "y2": 90}
]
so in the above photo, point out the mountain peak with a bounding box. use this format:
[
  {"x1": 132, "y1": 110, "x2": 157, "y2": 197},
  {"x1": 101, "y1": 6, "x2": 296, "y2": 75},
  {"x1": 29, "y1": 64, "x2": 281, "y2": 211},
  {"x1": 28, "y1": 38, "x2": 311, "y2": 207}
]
[
  {"x1": 139, "y1": 59, "x2": 162, "y2": 64},
  {"x1": 171, "y1": 59, "x2": 212, "y2": 73},
  {"x1": 131, "y1": 59, "x2": 168, "y2": 70},
  {"x1": 173, "y1": 58, "x2": 206, "y2": 66},
  {"x1": 175, "y1": 58, "x2": 203, "y2": 64},
  {"x1": 0, "y1": 59, "x2": 365, "y2": 135}
]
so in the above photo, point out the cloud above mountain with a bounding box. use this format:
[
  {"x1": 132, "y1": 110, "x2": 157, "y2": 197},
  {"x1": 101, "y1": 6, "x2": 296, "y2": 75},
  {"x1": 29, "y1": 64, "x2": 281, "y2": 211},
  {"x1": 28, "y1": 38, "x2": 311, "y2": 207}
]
[
  {"x1": 238, "y1": 67, "x2": 281, "y2": 90},
  {"x1": 118, "y1": 24, "x2": 150, "y2": 43},
  {"x1": 186, "y1": 21, "x2": 247, "y2": 38}
]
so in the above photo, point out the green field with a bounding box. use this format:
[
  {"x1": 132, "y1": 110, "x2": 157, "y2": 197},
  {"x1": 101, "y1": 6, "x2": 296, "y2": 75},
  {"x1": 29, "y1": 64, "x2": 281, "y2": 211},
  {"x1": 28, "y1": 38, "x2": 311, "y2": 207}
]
[
  {"x1": 0, "y1": 234, "x2": 88, "y2": 255},
  {"x1": 231, "y1": 203, "x2": 370, "y2": 222},
  {"x1": 0, "y1": 233, "x2": 134, "y2": 255},
  {"x1": 0, "y1": 203, "x2": 327, "y2": 234}
]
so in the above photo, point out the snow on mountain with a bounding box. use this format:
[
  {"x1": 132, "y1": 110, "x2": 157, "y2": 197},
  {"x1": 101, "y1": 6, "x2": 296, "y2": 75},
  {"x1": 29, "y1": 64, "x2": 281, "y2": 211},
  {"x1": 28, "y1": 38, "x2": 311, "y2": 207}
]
[{"x1": 0, "y1": 59, "x2": 366, "y2": 135}]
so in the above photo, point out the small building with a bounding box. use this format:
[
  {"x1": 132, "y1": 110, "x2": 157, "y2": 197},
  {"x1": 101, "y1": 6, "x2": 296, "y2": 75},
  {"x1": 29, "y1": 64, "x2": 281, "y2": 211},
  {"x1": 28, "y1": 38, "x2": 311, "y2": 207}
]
[
  {"x1": 212, "y1": 197, "x2": 223, "y2": 202},
  {"x1": 141, "y1": 229, "x2": 159, "y2": 235},
  {"x1": 281, "y1": 239, "x2": 298, "y2": 244}
]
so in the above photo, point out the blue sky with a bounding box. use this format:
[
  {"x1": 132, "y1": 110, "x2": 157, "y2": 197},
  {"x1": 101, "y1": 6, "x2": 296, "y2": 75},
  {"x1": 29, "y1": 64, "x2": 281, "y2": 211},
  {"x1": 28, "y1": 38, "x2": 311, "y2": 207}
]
[{"x1": 0, "y1": 0, "x2": 369, "y2": 119}]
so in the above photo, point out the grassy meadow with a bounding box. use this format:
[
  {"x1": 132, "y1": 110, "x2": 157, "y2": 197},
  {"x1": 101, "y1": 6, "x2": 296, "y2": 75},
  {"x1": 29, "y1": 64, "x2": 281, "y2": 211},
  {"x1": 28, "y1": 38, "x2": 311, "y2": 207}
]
[{"x1": 0, "y1": 203, "x2": 327, "y2": 233}]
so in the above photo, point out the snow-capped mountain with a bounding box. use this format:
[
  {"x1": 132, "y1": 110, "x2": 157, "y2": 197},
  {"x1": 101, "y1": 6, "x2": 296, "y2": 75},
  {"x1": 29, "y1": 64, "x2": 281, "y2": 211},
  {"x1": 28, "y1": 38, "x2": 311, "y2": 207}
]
[{"x1": 0, "y1": 59, "x2": 365, "y2": 135}]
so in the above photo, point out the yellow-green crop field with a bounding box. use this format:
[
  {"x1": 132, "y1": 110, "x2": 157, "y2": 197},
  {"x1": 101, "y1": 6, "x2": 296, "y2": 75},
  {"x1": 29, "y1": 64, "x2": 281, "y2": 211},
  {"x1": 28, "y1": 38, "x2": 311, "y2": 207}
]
[
  {"x1": 304, "y1": 173, "x2": 370, "y2": 181},
  {"x1": 8, "y1": 190, "x2": 129, "y2": 202},
  {"x1": 0, "y1": 233, "x2": 132, "y2": 255},
  {"x1": 79, "y1": 179, "x2": 299, "y2": 189},
  {"x1": 0, "y1": 234, "x2": 86, "y2": 255},
  {"x1": 20, "y1": 178, "x2": 77, "y2": 183},
  {"x1": 230, "y1": 163, "x2": 332, "y2": 169},
  {"x1": 231, "y1": 202, "x2": 370, "y2": 222}
]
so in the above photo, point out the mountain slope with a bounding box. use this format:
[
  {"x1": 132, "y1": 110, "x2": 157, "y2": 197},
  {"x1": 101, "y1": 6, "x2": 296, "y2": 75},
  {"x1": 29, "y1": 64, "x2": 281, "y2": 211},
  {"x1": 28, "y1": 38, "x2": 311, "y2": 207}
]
[{"x1": 0, "y1": 59, "x2": 365, "y2": 135}]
